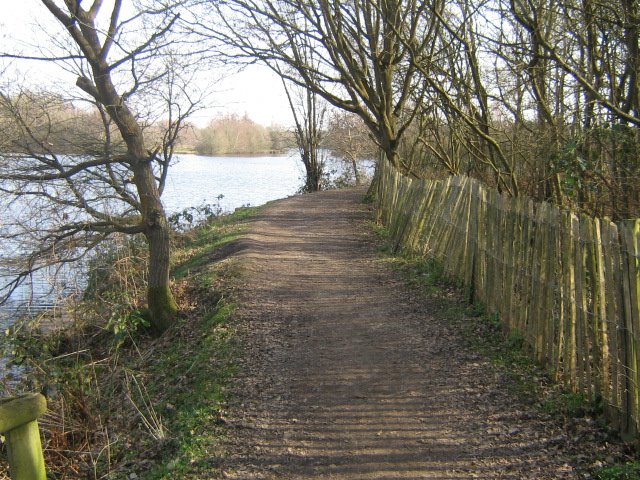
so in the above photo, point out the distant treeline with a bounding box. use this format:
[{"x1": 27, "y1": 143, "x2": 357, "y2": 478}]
[
  {"x1": 0, "y1": 91, "x2": 119, "y2": 156},
  {"x1": 188, "y1": 114, "x2": 294, "y2": 155},
  {"x1": 0, "y1": 93, "x2": 291, "y2": 156},
  {"x1": 0, "y1": 93, "x2": 378, "y2": 160}
]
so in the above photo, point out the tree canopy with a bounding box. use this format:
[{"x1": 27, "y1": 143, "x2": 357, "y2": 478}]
[{"x1": 196, "y1": 0, "x2": 639, "y2": 216}]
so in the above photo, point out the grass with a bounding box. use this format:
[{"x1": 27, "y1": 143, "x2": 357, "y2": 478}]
[
  {"x1": 137, "y1": 302, "x2": 238, "y2": 479},
  {"x1": 172, "y1": 206, "x2": 257, "y2": 279},
  {"x1": 1, "y1": 206, "x2": 259, "y2": 479},
  {"x1": 116, "y1": 208, "x2": 258, "y2": 478},
  {"x1": 594, "y1": 462, "x2": 640, "y2": 480}
]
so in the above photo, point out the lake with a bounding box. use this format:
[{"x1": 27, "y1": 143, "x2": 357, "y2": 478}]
[
  {"x1": 163, "y1": 153, "x2": 305, "y2": 215},
  {"x1": 0, "y1": 152, "x2": 338, "y2": 382},
  {"x1": 0, "y1": 152, "x2": 368, "y2": 323}
]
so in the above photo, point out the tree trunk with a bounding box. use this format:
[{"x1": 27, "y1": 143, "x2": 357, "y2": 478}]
[
  {"x1": 302, "y1": 149, "x2": 322, "y2": 192},
  {"x1": 91, "y1": 66, "x2": 178, "y2": 333},
  {"x1": 146, "y1": 223, "x2": 177, "y2": 333},
  {"x1": 39, "y1": 0, "x2": 179, "y2": 333},
  {"x1": 351, "y1": 157, "x2": 361, "y2": 186},
  {"x1": 131, "y1": 154, "x2": 178, "y2": 333}
]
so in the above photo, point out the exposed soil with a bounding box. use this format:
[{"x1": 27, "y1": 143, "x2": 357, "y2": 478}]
[{"x1": 216, "y1": 187, "x2": 626, "y2": 479}]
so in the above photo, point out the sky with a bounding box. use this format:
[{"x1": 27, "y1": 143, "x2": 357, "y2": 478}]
[
  {"x1": 1, "y1": 1, "x2": 294, "y2": 128},
  {"x1": 190, "y1": 64, "x2": 294, "y2": 128}
]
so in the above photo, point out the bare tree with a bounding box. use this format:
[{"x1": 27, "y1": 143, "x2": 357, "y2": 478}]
[
  {"x1": 509, "y1": 0, "x2": 640, "y2": 128},
  {"x1": 189, "y1": 0, "x2": 639, "y2": 216},
  {"x1": 325, "y1": 111, "x2": 377, "y2": 186},
  {"x1": 199, "y1": 0, "x2": 445, "y2": 177},
  {"x1": 392, "y1": 0, "x2": 521, "y2": 195},
  {"x1": 506, "y1": 0, "x2": 640, "y2": 216},
  {"x1": 281, "y1": 76, "x2": 327, "y2": 192},
  {"x1": 0, "y1": 0, "x2": 202, "y2": 332}
]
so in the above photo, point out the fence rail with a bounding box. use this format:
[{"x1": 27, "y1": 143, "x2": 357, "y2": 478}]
[
  {"x1": 376, "y1": 162, "x2": 640, "y2": 438},
  {"x1": 0, "y1": 393, "x2": 47, "y2": 480}
]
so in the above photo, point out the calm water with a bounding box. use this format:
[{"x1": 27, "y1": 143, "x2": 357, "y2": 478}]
[
  {"x1": 163, "y1": 153, "x2": 304, "y2": 214},
  {"x1": 0, "y1": 153, "x2": 312, "y2": 382},
  {"x1": 1, "y1": 152, "x2": 362, "y2": 324}
]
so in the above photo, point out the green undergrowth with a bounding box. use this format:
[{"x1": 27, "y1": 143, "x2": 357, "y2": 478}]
[
  {"x1": 172, "y1": 206, "x2": 256, "y2": 279},
  {"x1": 138, "y1": 301, "x2": 237, "y2": 479},
  {"x1": 594, "y1": 462, "x2": 640, "y2": 480},
  {"x1": 1, "y1": 206, "x2": 259, "y2": 479}
]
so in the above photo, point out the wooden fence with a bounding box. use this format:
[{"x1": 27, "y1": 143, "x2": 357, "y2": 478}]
[
  {"x1": 376, "y1": 161, "x2": 640, "y2": 438},
  {"x1": 0, "y1": 393, "x2": 47, "y2": 479}
]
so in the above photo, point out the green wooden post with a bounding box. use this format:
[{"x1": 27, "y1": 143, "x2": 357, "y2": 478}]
[{"x1": 0, "y1": 393, "x2": 47, "y2": 480}]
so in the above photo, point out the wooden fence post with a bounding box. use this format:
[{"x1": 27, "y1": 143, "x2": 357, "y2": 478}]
[
  {"x1": 375, "y1": 164, "x2": 640, "y2": 440},
  {"x1": 0, "y1": 393, "x2": 47, "y2": 480}
]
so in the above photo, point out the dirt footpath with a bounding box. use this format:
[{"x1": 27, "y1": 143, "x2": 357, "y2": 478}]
[{"x1": 218, "y1": 188, "x2": 619, "y2": 479}]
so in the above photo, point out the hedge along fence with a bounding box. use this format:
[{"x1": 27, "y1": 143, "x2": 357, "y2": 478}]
[{"x1": 376, "y1": 161, "x2": 640, "y2": 438}]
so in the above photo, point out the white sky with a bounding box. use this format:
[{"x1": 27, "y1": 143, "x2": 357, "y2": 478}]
[
  {"x1": 1, "y1": 0, "x2": 294, "y2": 128},
  {"x1": 192, "y1": 64, "x2": 294, "y2": 128}
]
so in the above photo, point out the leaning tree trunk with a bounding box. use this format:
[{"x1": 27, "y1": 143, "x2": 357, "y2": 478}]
[
  {"x1": 41, "y1": 0, "x2": 179, "y2": 333},
  {"x1": 146, "y1": 220, "x2": 177, "y2": 332},
  {"x1": 90, "y1": 67, "x2": 178, "y2": 333}
]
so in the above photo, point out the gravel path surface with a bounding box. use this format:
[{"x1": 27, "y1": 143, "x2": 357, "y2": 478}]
[{"x1": 217, "y1": 188, "x2": 620, "y2": 479}]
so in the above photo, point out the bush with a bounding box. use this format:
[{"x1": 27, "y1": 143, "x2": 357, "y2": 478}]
[{"x1": 168, "y1": 197, "x2": 224, "y2": 232}]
